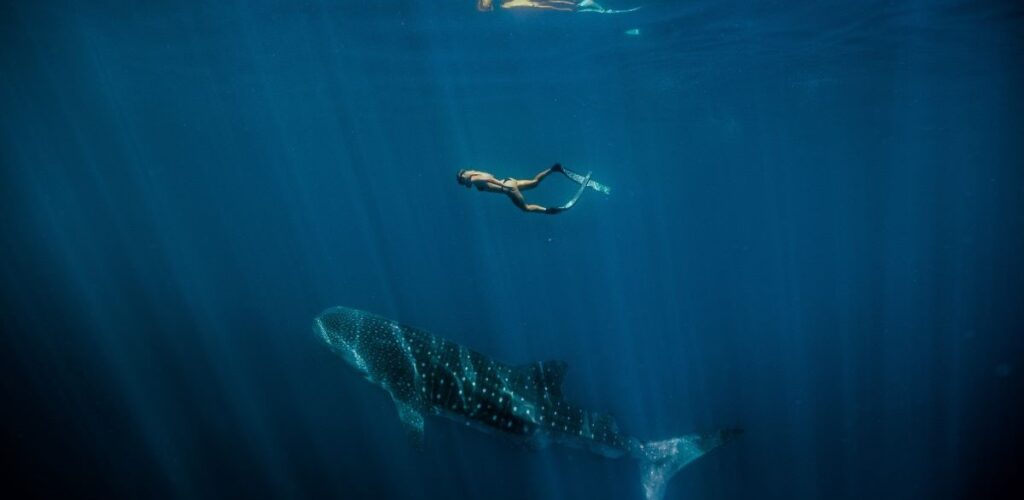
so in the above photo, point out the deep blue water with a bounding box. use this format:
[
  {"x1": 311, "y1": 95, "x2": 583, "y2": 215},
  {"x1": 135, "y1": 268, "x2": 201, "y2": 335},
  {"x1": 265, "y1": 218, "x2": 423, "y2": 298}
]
[{"x1": 2, "y1": 1, "x2": 1023, "y2": 499}]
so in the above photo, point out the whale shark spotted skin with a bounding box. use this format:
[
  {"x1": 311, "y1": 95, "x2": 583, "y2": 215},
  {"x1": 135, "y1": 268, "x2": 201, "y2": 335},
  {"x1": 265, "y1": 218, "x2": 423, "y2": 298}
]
[{"x1": 315, "y1": 306, "x2": 738, "y2": 500}]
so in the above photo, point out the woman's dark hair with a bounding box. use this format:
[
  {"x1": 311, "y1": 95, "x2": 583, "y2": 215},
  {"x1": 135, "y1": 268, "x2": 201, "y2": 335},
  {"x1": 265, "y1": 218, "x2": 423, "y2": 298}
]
[{"x1": 456, "y1": 169, "x2": 470, "y2": 187}]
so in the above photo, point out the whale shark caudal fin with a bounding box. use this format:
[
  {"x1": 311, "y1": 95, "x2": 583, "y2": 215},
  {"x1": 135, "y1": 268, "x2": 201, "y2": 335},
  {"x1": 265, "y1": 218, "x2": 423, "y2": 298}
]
[
  {"x1": 393, "y1": 398, "x2": 425, "y2": 447},
  {"x1": 634, "y1": 428, "x2": 742, "y2": 500}
]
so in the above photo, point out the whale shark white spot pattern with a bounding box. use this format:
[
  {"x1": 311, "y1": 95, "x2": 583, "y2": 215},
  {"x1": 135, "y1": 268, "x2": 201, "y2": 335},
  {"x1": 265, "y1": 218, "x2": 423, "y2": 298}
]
[{"x1": 315, "y1": 306, "x2": 738, "y2": 500}]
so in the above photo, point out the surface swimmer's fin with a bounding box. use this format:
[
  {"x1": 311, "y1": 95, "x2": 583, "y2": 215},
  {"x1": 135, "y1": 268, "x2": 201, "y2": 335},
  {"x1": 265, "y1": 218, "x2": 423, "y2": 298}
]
[
  {"x1": 560, "y1": 167, "x2": 611, "y2": 195},
  {"x1": 578, "y1": 0, "x2": 641, "y2": 13},
  {"x1": 394, "y1": 398, "x2": 425, "y2": 447}
]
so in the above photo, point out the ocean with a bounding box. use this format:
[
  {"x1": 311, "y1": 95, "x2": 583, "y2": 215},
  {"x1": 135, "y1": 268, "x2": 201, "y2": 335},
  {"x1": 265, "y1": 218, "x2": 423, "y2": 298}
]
[{"x1": 1, "y1": 1, "x2": 1022, "y2": 498}]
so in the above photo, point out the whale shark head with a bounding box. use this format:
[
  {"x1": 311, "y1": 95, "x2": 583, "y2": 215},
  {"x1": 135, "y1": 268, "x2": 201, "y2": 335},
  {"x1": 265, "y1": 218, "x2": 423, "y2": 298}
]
[{"x1": 314, "y1": 306, "x2": 375, "y2": 376}]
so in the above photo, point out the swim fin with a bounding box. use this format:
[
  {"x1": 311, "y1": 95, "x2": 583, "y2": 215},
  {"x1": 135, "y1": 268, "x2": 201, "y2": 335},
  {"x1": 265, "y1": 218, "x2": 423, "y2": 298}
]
[
  {"x1": 559, "y1": 166, "x2": 611, "y2": 195},
  {"x1": 578, "y1": 1, "x2": 641, "y2": 14},
  {"x1": 547, "y1": 171, "x2": 591, "y2": 214}
]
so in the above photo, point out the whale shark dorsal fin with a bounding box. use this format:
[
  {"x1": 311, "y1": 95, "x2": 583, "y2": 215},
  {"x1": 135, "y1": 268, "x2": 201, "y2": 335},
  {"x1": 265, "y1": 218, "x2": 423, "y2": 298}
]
[
  {"x1": 513, "y1": 360, "x2": 569, "y2": 399},
  {"x1": 593, "y1": 411, "x2": 621, "y2": 435},
  {"x1": 393, "y1": 398, "x2": 425, "y2": 448}
]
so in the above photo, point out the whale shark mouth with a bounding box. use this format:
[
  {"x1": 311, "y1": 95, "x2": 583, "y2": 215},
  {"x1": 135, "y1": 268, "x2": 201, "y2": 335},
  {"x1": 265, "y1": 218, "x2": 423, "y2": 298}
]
[{"x1": 315, "y1": 316, "x2": 369, "y2": 377}]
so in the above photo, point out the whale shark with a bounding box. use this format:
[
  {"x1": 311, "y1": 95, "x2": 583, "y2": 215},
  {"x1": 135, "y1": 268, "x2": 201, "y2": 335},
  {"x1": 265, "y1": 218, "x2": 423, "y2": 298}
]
[{"x1": 315, "y1": 306, "x2": 739, "y2": 500}]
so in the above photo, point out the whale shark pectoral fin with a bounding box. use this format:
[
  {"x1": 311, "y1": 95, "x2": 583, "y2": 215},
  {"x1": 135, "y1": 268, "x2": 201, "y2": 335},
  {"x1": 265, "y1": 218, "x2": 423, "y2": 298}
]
[
  {"x1": 513, "y1": 360, "x2": 569, "y2": 399},
  {"x1": 393, "y1": 399, "x2": 425, "y2": 448}
]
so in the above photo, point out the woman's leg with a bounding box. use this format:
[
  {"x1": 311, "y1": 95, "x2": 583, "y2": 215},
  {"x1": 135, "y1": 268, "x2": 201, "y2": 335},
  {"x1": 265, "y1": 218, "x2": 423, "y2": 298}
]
[
  {"x1": 501, "y1": 0, "x2": 575, "y2": 11},
  {"x1": 516, "y1": 164, "x2": 560, "y2": 191},
  {"x1": 507, "y1": 189, "x2": 549, "y2": 213}
]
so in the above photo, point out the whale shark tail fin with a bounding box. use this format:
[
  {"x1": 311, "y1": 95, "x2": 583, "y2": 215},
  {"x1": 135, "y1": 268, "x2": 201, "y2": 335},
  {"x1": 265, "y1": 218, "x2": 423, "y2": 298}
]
[{"x1": 634, "y1": 428, "x2": 742, "y2": 500}]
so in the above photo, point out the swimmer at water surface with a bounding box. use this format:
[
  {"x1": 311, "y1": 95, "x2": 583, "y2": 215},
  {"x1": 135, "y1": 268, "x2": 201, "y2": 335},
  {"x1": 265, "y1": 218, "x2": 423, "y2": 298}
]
[{"x1": 477, "y1": 0, "x2": 639, "y2": 13}]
